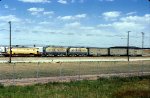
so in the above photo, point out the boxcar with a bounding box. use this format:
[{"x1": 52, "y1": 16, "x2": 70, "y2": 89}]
[
  {"x1": 6, "y1": 47, "x2": 40, "y2": 56},
  {"x1": 68, "y1": 47, "x2": 88, "y2": 56},
  {"x1": 88, "y1": 48, "x2": 108, "y2": 56},
  {"x1": 44, "y1": 46, "x2": 67, "y2": 56},
  {"x1": 110, "y1": 48, "x2": 127, "y2": 56},
  {"x1": 142, "y1": 48, "x2": 150, "y2": 56},
  {"x1": 129, "y1": 49, "x2": 142, "y2": 56}
]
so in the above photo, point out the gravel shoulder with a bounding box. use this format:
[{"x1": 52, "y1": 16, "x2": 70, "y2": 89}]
[{"x1": 0, "y1": 57, "x2": 150, "y2": 63}]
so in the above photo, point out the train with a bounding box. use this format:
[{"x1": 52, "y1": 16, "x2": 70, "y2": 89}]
[{"x1": 0, "y1": 46, "x2": 150, "y2": 57}]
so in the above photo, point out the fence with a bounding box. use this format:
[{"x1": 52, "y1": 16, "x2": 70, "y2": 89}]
[{"x1": 0, "y1": 60, "x2": 150, "y2": 86}]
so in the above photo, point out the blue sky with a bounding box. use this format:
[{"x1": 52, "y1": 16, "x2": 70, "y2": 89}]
[{"x1": 0, "y1": 0, "x2": 150, "y2": 47}]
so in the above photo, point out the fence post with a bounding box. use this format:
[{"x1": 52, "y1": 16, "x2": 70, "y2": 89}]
[
  {"x1": 97, "y1": 62, "x2": 100, "y2": 76},
  {"x1": 141, "y1": 60, "x2": 143, "y2": 76},
  {"x1": 59, "y1": 62, "x2": 62, "y2": 82},
  {"x1": 12, "y1": 63, "x2": 15, "y2": 86},
  {"x1": 36, "y1": 62, "x2": 40, "y2": 82},
  {"x1": 78, "y1": 62, "x2": 81, "y2": 80},
  {"x1": 128, "y1": 61, "x2": 130, "y2": 76},
  {"x1": 113, "y1": 61, "x2": 116, "y2": 74}
]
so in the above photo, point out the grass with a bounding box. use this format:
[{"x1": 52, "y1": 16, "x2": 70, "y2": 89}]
[
  {"x1": 0, "y1": 76, "x2": 150, "y2": 98},
  {"x1": 0, "y1": 61, "x2": 150, "y2": 79}
]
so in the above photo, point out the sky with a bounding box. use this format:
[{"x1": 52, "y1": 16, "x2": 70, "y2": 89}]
[{"x1": 0, "y1": 0, "x2": 150, "y2": 48}]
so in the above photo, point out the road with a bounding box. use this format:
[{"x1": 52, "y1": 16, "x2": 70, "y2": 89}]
[{"x1": 0, "y1": 57, "x2": 150, "y2": 63}]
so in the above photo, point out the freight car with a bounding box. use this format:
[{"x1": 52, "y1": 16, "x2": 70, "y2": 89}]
[
  {"x1": 88, "y1": 48, "x2": 108, "y2": 56},
  {"x1": 44, "y1": 46, "x2": 67, "y2": 56},
  {"x1": 129, "y1": 48, "x2": 142, "y2": 56},
  {"x1": 0, "y1": 45, "x2": 150, "y2": 57},
  {"x1": 35, "y1": 47, "x2": 44, "y2": 56},
  {"x1": 110, "y1": 47, "x2": 127, "y2": 56},
  {"x1": 67, "y1": 47, "x2": 88, "y2": 56},
  {"x1": 142, "y1": 48, "x2": 150, "y2": 56},
  {"x1": 6, "y1": 47, "x2": 40, "y2": 56},
  {"x1": 0, "y1": 47, "x2": 6, "y2": 56},
  {"x1": 109, "y1": 46, "x2": 143, "y2": 56}
]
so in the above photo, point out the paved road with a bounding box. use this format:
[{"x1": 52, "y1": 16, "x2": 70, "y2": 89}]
[{"x1": 0, "y1": 57, "x2": 150, "y2": 63}]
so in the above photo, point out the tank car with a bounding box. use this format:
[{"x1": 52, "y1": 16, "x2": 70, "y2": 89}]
[
  {"x1": 67, "y1": 47, "x2": 88, "y2": 56},
  {"x1": 6, "y1": 47, "x2": 40, "y2": 56},
  {"x1": 44, "y1": 46, "x2": 67, "y2": 56}
]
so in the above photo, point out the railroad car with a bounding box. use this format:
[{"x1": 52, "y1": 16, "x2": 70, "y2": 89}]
[
  {"x1": 0, "y1": 45, "x2": 150, "y2": 57},
  {"x1": 142, "y1": 48, "x2": 150, "y2": 56},
  {"x1": 68, "y1": 47, "x2": 88, "y2": 56},
  {"x1": 44, "y1": 46, "x2": 67, "y2": 56},
  {"x1": 35, "y1": 47, "x2": 44, "y2": 56},
  {"x1": 0, "y1": 47, "x2": 6, "y2": 56},
  {"x1": 6, "y1": 47, "x2": 40, "y2": 56},
  {"x1": 88, "y1": 48, "x2": 109, "y2": 56},
  {"x1": 129, "y1": 48, "x2": 142, "y2": 56},
  {"x1": 110, "y1": 48, "x2": 127, "y2": 56}
]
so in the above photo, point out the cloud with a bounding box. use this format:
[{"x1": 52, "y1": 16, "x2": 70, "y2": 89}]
[
  {"x1": 4, "y1": 4, "x2": 8, "y2": 8},
  {"x1": 58, "y1": 16, "x2": 72, "y2": 20},
  {"x1": 98, "y1": 14, "x2": 150, "y2": 33},
  {"x1": 39, "y1": 21, "x2": 50, "y2": 25},
  {"x1": 114, "y1": 14, "x2": 150, "y2": 32},
  {"x1": 97, "y1": 24, "x2": 112, "y2": 28},
  {"x1": 75, "y1": 14, "x2": 86, "y2": 18},
  {"x1": 120, "y1": 14, "x2": 150, "y2": 24},
  {"x1": 27, "y1": 7, "x2": 44, "y2": 15},
  {"x1": 65, "y1": 22, "x2": 81, "y2": 28},
  {"x1": 57, "y1": 14, "x2": 87, "y2": 20},
  {"x1": 106, "y1": 0, "x2": 114, "y2": 1},
  {"x1": 27, "y1": 7, "x2": 54, "y2": 17},
  {"x1": 43, "y1": 11, "x2": 54, "y2": 15},
  {"x1": 102, "y1": 11, "x2": 121, "y2": 21},
  {"x1": 0, "y1": 15, "x2": 21, "y2": 22},
  {"x1": 70, "y1": 0, "x2": 84, "y2": 3},
  {"x1": 57, "y1": 0, "x2": 67, "y2": 4},
  {"x1": 126, "y1": 12, "x2": 137, "y2": 15},
  {"x1": 112, "y1": 22, "x2": 144, "y2": 32},
  {"x1": 18, "y1": 0, "x2": 50, "y2": 3},
  {"x1": 71, "y1": 0, "x2": 75, "y2": 3}
]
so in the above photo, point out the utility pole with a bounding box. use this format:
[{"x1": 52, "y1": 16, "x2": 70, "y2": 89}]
[
  {"x1": 141, "y1": 32, "x2": 144, "y2": 57},
  {"x1": 127, "y1": 31, "x2": 131, "y2": 62},
  {"x1": 141, "y1": 32, "x2": 144, "y2": 49},
  {"x1": 141, "y1": 32, "x2": 144, "y2": 75},
  {"x1": 8, "y1": 21, "x2": 12, "y2": 63},
  {"x1": 149, "y1": 32, "x2": 150, "y2": 48}
]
